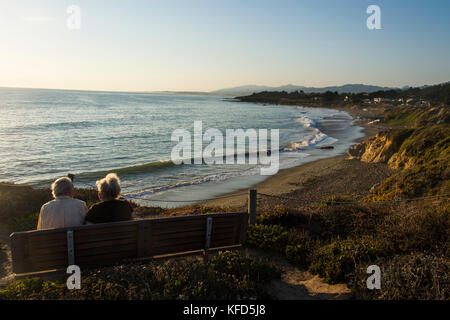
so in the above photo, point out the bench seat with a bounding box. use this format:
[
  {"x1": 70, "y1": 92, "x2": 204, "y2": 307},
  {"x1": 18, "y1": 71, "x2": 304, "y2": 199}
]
[{"x1": 10, "y1": 212, "x2": 249, "y2": 275}]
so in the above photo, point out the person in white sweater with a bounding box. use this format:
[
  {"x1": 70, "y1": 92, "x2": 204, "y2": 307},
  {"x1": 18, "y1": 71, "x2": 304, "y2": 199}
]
[{"x1": 37, "y1": 177, "x2": 87, "y2": 230}]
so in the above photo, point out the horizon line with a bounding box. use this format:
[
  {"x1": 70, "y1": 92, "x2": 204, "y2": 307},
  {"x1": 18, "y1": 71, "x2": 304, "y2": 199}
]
[{"x1": 0, "y1": 81, "x2": 448, "y2": 95}]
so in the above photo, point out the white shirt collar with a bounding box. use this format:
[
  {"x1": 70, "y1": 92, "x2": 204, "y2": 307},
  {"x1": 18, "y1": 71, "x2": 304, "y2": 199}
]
[{"x1": 55, "y1": 195, "x2": 72, "y2": 200}]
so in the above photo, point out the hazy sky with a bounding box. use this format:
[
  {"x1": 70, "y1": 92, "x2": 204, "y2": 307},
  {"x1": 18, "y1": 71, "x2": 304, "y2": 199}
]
[{"x1": 0, "y1": 0, "x2": 449, "y2": 92}]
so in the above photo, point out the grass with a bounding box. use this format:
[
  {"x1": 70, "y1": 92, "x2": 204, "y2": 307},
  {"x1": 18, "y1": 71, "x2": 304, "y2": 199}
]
[
  {"x1": 385, "y1": 106, "x2": 449, "y2": 127},
  {"x1": 385, "y1": 109, "x2": 423, "y2": 126}
]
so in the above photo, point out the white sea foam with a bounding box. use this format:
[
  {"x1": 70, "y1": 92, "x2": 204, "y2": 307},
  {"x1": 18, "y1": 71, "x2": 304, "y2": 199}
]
[
  {"x1": 125, "y1": 151, "x2": 311, "y2": 199},
  {"x1": 283, "y1": 115, "x2": 338, "y2": 151}
]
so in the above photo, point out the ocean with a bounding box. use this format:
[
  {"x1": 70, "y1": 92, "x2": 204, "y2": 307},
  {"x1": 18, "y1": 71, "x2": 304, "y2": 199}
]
[{"x1": 0, "y1": 87, "x2": 363, "y2": 207}]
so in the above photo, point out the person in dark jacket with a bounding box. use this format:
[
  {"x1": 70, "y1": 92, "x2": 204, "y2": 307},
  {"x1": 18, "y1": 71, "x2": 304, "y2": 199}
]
[{"x1": 85, "y1": 173, "x2": 133, "y2": 224}]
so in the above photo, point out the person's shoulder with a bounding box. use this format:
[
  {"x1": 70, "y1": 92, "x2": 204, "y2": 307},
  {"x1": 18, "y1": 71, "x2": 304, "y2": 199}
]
[
  {"x1": 114, "y1": 199, "x2": 132, "y2": 211},
  {"x1": 71, "y1": 198, "x2": 87, "y2": 206},
  {"x1": 118, "y1": 199, "x2": 132, "y2": 207},
  {"x1": 41, "y1": 199, "x2": 57, "y2": 210},
  {"x1": 89, "y1": 201, "x2": 103, "y2": 210}
]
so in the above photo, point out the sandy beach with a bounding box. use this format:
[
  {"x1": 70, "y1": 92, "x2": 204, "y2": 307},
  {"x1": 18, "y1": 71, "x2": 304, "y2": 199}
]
[{"x1": 202, "y1": 104, "x2": 393, "y2": 210}]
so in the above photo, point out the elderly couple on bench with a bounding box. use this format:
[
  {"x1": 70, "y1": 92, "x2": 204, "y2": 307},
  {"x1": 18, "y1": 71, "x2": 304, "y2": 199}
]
[{"x1": 37, "y1": 173, "x2": 134, "y2": 230}]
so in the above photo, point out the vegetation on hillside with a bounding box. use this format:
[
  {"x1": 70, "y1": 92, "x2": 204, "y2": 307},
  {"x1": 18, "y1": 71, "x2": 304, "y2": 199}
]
[
  {"x1": 368, "y1": 107, "x2": 449, "y2": 200},
  {"x1": 247, "y1": 201, "x2": 449, "y2": 299}
]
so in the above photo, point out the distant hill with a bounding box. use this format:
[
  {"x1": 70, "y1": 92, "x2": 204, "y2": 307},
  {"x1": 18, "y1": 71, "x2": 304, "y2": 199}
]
[
  {"x1": 236, "y1": 82, "x2": 450, "y2": 106},
  {"x1": 210, "y1": 84, "x2": 397, "y2": 96}
]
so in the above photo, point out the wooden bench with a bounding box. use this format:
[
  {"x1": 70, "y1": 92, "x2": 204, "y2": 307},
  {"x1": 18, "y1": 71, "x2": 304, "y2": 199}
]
[{"x1": 9, "y1": 212, "x2": 249, "y2": 276}]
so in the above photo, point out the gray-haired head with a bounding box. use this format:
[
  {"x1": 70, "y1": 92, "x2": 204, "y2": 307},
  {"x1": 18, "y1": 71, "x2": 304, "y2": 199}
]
[
  {"x1": 51, "y1": 177, "x2": 74, "y2": 198},
  {"x1": 96, "y1": 173, "x2": 121, "y2": 200}
]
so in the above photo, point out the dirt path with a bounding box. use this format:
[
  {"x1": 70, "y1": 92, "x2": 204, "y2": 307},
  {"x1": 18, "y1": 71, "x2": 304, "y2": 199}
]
[{"x1": 246, "y1": 248, "x2": 352, "y2": 300}]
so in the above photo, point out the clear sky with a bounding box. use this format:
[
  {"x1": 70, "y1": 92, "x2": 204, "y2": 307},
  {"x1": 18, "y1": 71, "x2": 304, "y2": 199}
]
[{"x1": 0, "y1": 0, "x2": 449, "y2": 92}]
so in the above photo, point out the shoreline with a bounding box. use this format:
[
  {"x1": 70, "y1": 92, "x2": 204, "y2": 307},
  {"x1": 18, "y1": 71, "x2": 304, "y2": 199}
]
[
  {"x1": 0, "y1": 102, "x2": 389, "y2": 210},
  {"x1": 200, "y1": 103, "x2": 392, "y2": 209}
]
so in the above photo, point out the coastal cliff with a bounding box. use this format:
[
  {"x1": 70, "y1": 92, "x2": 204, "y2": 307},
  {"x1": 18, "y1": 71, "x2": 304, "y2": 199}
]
[
  {"x1": 347, "y1": 106, "x2": 449, "y2": 199},
  {"x1": 347, "y1": 129, "x2": 413, "y2": 168},
  {"x1": 348, "y1": 107, "x2": 448, "y2": 167}
]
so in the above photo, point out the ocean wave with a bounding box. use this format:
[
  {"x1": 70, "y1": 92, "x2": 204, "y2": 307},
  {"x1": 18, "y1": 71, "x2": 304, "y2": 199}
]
[
  {"x1": 67, "y1": 115, "x2": 336, "y2": 185},
  {"x1": 124, "y1": 166, "x2": 262, "y2": 199},
  {"x1": 283, "y1": 115, "x2": 337, "y2": 151},
  {"x1": 5, "y1": 120, "x2": 99, "y2": 132},
  {"x1": 124, "y1": 153, "x2": 311, "y2": 199},
  {"x1": 41, "y1": 149, "x2": 282, "y2": 186},
  {"x1": 75, "y1": 159, "x2": 176, "y2": 181}
]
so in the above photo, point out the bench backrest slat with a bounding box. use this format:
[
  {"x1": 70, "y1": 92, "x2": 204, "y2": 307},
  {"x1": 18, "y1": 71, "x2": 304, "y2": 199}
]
[{"x1": 10, "y1": 212, "x2": 248, "y2": 275}]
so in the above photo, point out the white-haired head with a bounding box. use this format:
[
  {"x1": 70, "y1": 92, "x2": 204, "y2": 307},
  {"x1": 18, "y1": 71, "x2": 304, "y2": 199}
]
[
  {"x1": 51, "y1": 177, "x2": 74, "y2": 198},
  {"x1": 96, "y1": 173, "x2": 121, "y2": 201}
]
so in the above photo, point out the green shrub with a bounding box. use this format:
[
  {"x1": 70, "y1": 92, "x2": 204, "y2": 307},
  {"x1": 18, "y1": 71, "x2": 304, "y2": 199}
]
[
  {"x1": 210, "y1": 250, "x2": 280, "y2": 283},
  {"x1": 247, "y1": 224, "x2": 289, "y2": 252},
  {"x1": 354, "y1": 253, "x2": 450, "y2": 300},
  {"x1": 8, "y1": 212, "x2": 40, "y2": 232},
  {"x1": 258, "y1": 206, "x2": 290, "y2": 226},
  {"x1": 310, "y1": 238, "x2": 382, "y2": 284},
  {"x1": 0, "y1": 184, "x2": 51, "y2": 231},
  {"x1": 313, "y1": 205, "x2": 381, "y2": 240},
  {"x1": 0, "y1": 251, "x2": 280, "y2": 300},
  {"x1": 258, "y1": 206, "x2": 310, "y2": 228},
  {"x1": 0, "y1": 278, "x2": 63, "y2": 300},
  {"x1": 284, "y1": 230, "x2": 315, "y2": 267},
  {"x1": 375, "y1": 202, "x2": 450, "y2": 254},
  {"x1": 285, "y1": 244, "x2": 310, "y2": 267}
]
